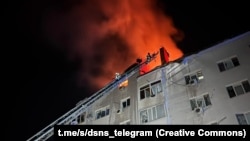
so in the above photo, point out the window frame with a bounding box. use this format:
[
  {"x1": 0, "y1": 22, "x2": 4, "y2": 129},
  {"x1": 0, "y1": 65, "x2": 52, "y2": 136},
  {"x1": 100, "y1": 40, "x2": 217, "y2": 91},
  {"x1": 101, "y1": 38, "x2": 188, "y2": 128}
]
[
  {"x1": 140, "y1": 104, "x2": 166, "y2": 124},
  {"x1": 140, "y1": 85, "x2": 150, "y2": 100},
  {"x1": 185, "y1": 70, "x2": 204, "y2": 85},
  {"x1": 95, "y1": 106, "x2": 110, "y2": 120},
  {"x1": 151, "y1": 80, "x2": 162, "y2": 96},
  {"x1": 217, "y1": 56, "x2": 240, "y2": 72},
  {"x1": 236, "y1": 111, "x2": 250, "y2": 125},
  {"x1": 189, "y1": 93, "x2": 212, "y2": 110},
  {"x1": 121, "y1": 97, "x2": 130, "y2": 111},
  {"x1": 226, "y1": 79, "x2": 250, "y2": 98},
  {"x1": 77, "y1": 112, "x2": 86, "y2": 123},
  {"x1": 139, "y1": 80, "x2": 162, "y2": 100}
]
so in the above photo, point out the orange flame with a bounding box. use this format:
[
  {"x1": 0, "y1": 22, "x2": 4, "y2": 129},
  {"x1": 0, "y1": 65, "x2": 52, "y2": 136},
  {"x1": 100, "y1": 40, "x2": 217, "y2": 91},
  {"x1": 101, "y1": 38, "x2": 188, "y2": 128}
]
[
  {"x1": 45, "y1": 0, "x2": 183, "y2": 89},
  {"x1": 99, "y1": 0, "x2": 183, "y2": 72}
]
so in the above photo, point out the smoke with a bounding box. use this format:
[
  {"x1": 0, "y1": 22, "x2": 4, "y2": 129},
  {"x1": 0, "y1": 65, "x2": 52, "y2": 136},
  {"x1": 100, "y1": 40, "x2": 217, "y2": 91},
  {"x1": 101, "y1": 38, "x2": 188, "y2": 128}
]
[{"x1": 44, "y1": 0, "x2": 183, "y2": 90}]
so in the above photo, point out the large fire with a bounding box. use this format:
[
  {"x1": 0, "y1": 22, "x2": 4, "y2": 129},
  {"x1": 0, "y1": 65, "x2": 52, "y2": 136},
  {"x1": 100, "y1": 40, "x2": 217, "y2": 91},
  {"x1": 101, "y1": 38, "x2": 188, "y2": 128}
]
[{"x1": 45, "y1": 0, "x2": 183, "y2": 90}]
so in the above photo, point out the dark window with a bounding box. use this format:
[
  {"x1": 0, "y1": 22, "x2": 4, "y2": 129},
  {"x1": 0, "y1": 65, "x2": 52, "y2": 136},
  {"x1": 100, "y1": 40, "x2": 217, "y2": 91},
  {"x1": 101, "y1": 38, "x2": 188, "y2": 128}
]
[
  {"x1": 218, "y1": 62, "x2": 225, "y2": 72},
  {"x1": 122, "y1": 101, "x2": 126, "y2": 108},
  {"x1": 204, "y1": 94, "x2": 212, "y2": 106},
  {"x1": 236, "y1": 114, "x2": 248, "y2": 125},
  {"x1": 231, "y1": 57, "x2": 240, "y2": 66},
  {"x1": 127, "y1": 98, "x2": 130, "y2": 106},
  {"x1": 190, "y1": 99, "x2": 197, "y2": 110},
  {"x1": 185, "y1": 71, "x2": 204, "y2": 85},
  {"x1": 140, "y1": 85, "x2": 150, "y2": 100},
  {"x1": 185, "y1": 75, "x2": 191, "y2": 84},
  {"x1": 122, "y1": 98, "x2": 130, "y2": 109},
  {"x1": 101, "y1": 110, "x2": 105, "y2": 117},
  {"x1": 80, "y1": 114, "x2": 85, "y2": 122},
  {"x1": 242, "y1": 80, "x2": 250, "y2": 93},
  {"x1": 78, "y1": 113, "x2": 85, "y2": 123},
  {"x1": 106, "y1": 108, "x2": 109, "y2": 116},
  {"x1": 218, "y1": 57, "x2": 240, "y2": 72},
  {"x1": 234, "y1": 85, "x2": 244, "y2": 95},
  {"x1": 190, "y1": 75, "x2": 198, "y2": 84},
  {"x1": 97, "y1": 111, "x2": 101, "y2": 119},
  {"x1": 226, "y1": 86, "x2": 236, "y2": 98},
  {"x1": 96, "y1": 107, "x2": 109, "y2": 119},
  {"x1": 227, "y1": 80, "x2": 250, "y2": 98},
  {"x1": 140, "y1": 90, "x2": 145, "y2": 99},
  {"x1": 77, "y1": 116, "x2": 80, "y2": 123}
]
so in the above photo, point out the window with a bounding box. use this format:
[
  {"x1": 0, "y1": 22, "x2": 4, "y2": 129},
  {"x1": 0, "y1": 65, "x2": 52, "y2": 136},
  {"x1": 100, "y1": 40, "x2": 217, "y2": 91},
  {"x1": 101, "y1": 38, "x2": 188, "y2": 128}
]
[
  {"x1": 140, "y1": 85, "x2": 150, "y2": 100},
  {"x1": 95, "y1": 106, "x2": 110, "y2": 120},
  {"x1": 185, "y1": 70, "x2": 204, "y2": 85},
  {"x1": 217, "y1": 56, "x2": 240, "y2": 72},
  {"x1": 190, "y1": 93, "x2": 212, "y2": 110},
  {"x1": 236, "y1": 112, "x2": 250, "y2": 125},
  {"x1": 226, "y1": 80, "x2": 250, "y2": 98},
  {"x1": 77, "y1": 112, "x2": 86, "y2": 123},
  {"x1": 140, "y1": 80, "x2": 162, "y2": 100},
  {"x1": 151, "y1": 81, "x2": 162, "y2": 96},
  {"x1": 140, "y1": 104, "x2": 166, "y2": 123},
  {"x1": 119, "y1": 79, "x2": 128, "y2": 90},
  {"x1": 121, "y1": 97, "x2": 130, "y2": 110}
]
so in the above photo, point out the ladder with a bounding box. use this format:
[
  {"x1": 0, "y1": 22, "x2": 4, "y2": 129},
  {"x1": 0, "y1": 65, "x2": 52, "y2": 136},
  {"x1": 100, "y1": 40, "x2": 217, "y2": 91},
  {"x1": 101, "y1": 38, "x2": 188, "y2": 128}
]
[{"x1": 27, "y1": 53, "x2": 158, "y2": 141}]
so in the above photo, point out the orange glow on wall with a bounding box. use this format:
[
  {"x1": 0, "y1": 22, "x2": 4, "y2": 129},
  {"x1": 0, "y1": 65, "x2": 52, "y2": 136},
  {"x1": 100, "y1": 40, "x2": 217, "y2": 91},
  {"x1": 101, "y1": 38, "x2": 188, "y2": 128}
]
[{"x1": 119, "y1": 79, "x2": 128, "y2": 89}]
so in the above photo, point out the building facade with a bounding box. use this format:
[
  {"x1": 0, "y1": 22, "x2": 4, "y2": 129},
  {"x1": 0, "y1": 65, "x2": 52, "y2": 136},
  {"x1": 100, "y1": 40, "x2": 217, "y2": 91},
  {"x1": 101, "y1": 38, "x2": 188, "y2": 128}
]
[
  {"x1": 76, "y1": 31, "x2": 250, "y2": 125},
  {"x1": 27, "y1": 31, "x2": 250, "y2": 141}
]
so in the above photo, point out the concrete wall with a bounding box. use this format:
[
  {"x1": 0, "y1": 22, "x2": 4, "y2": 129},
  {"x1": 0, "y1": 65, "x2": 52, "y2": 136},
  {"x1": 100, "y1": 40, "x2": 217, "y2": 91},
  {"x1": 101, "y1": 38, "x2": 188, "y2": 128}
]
[
  {"x1": 80, "y1": 31, "x2": 250, "y2": 125},
  {"x1": 166, "y1": 31, "x2": 250, "y2": 124}
]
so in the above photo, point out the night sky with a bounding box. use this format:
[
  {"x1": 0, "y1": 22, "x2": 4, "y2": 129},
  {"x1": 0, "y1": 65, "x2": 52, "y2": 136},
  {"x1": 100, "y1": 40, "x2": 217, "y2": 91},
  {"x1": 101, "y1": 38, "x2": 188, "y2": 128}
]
[{"x1": 4, "y1": 0, "x2": 249, "y2": 141}]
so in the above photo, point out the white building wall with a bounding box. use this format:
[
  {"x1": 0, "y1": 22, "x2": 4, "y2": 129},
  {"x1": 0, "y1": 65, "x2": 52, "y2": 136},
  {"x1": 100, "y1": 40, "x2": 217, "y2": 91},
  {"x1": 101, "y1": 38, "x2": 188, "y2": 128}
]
[
  {"x1": 79, "y1": 31, "x2": 250, "y2": 125},
  {"x1": 137, "y1": 68, "x2": 167, "y2": 124},
  {"x1": 165, "y1": 31, "x2": 250, "y2": 124},
  {"x1": 83, "y1": 70, "x2": 140, "y2": 125}
]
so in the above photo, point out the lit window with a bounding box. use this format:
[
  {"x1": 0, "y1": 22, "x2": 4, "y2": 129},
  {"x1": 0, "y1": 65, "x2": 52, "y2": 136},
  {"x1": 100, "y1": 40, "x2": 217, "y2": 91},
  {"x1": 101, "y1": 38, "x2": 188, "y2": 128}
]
[
  {"x1": 217, "y1": 56, "x2": 240, "y2": 72},
  {"x1": 190, "y1": 93, "x2": 212, "y2": 110},
  {"x1": 236, "y1": 112, "x2": 250, "y2": 125},
  {"x1": 140, "y1": 104, "x2": 166, "y2": 124},
  {"x1": 119, "y1": 79, "x2": 128, "y2": 90},
  {"x1": 197, "y1": 71, "x2": 204, "y2": 80},
  {"x1": 226, "y1": 80, "x2": 250, "y2": 98}
]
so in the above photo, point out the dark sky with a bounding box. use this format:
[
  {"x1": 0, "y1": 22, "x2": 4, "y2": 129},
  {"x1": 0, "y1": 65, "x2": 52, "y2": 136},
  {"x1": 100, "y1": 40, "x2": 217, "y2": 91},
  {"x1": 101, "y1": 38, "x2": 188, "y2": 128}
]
[{"x1": 4, "y1": 0, "x2": 249, "y2": 141}]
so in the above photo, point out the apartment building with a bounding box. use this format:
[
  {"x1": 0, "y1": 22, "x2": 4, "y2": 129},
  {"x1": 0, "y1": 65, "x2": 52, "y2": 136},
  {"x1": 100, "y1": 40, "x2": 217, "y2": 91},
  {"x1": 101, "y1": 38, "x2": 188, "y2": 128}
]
[{"x1": 80, "y1": 31, "x2": 250, "y2": 125}]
